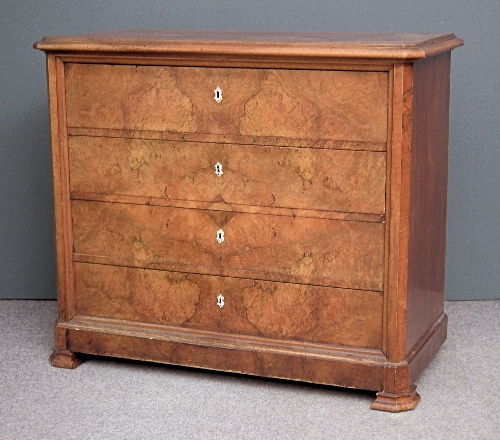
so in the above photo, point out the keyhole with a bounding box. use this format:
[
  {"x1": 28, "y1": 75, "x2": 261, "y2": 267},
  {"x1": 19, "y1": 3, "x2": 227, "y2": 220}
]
[
  {"x1": 214, "y1": 86, "x2": 223, "y2": 103},
  {"x1": 215, "y1": 162, "x2": 223, "y2": 177},
  {"x1": 216, "y1": 229, "x2": 224, "y2": 244},
  {"x1": 217, "y1": 294, "x2": 225, "y2": 308}
]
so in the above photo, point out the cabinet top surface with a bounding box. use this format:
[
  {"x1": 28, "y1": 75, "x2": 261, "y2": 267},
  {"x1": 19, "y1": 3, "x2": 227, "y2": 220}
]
[{"x1": 34, "y1": 30, "x2": 463, "y2": 60}]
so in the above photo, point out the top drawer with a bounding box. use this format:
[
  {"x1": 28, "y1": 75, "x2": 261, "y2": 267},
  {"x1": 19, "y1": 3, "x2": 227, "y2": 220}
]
[{"x1": 65, "y1": 64, "x2": 388, "y2": 143}]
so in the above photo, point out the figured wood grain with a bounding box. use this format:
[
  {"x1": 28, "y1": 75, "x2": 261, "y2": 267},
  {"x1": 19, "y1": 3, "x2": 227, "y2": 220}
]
[
  {"x1": 35, "y1": 30, "x2": 462, "y2": 412},
  {"x1": 65, "y1": 64, "x2": 388, "y2": 142},
  {"x1": 74, "y1": 263, "x2": 383, "y2": 349},
  {"x1": 71, "y1": 200, "x2": 385, "y2": 291},
  {"x1": 68, "y1": 136, "x2": 387, "y2": 214}
]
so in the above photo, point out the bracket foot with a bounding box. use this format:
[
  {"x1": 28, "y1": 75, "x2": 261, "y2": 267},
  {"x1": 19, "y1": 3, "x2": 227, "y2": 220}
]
[
  {"x1": 50, "y1": 349, "x2": 83, "y2": 369},
  {"x1": 371, "y1": 385, "x2": 421, "y2": 412}
]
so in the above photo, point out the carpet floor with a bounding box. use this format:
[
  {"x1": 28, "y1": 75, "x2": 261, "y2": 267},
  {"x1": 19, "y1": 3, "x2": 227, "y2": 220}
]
[{"x1": 0, "y1": 300, "x2": 498, "y2": 439}]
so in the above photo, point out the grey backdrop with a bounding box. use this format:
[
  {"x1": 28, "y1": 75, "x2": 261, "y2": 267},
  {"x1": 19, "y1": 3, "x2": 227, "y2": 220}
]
[{"x1": 1, "y1": 1, "x2": 498, "y2": 300}]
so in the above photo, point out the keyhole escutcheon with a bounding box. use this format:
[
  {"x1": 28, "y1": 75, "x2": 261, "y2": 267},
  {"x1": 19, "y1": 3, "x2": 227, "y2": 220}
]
[
  {"x1": 216, "y1": 229, "x2": 225, "y2": 244},
  {"x1": 215, "y1": 162, "x2": 223, "y2": 177},
  {"x1": 217, "y1": 294, "x2": 225, "y2": 308},
  {"x1": 214, "y1": 86, "x2": 223, "y2": 103}
]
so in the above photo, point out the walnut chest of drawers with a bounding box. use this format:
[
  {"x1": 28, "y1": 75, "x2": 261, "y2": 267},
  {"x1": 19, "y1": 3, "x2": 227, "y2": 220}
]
[{"x1": 35, "y1": 30, "x2": 463, "y2": 412}]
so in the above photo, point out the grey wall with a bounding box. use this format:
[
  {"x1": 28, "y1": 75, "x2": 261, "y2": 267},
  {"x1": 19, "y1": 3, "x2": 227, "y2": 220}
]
[{"x1": 1, "y1": 1, "x2": 498, "y2": 300}]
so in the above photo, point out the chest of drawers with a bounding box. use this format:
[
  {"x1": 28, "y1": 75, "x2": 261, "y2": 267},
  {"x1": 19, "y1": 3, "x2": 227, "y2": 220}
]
[{"x1": 35, "y1": 30, "x2": 462, "y2": 412}]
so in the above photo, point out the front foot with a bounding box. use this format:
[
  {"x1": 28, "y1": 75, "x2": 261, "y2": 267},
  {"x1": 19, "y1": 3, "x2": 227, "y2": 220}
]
[
  {"x1": 50, "y1": 349, "x2": 84, "y2": 369},
  {"x1": 371, "y1": 385, "x2": 421, "y2": 412}
]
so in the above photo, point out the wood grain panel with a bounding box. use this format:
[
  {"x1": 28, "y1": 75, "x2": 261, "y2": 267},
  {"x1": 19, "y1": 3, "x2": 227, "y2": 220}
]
[
  {"x1": 239, "y1": 69, "x2": 388, "y2": 142},
  {"x1": 405, "y1": 53, "x2": 451, "y2": 355},
  {"x1": 69, "y1": 136, "x2": 386, "y2": 214},
  {"x1": 65, "y1": 64, "x2": 388, "y2": 142},
  {"x1": 71, "y1": 201, "x2": 385, "y2": 291},
  {"x1": 74, "y1": 263, "x2": 383, "y2": 349}
]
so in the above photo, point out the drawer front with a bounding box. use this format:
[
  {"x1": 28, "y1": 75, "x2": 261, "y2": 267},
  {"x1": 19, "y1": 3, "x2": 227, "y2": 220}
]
[
  {"x1": 74, "y1": 263, "x2": 383, "y2": 349},
  {"x1": 72, "y1": 201, "x2": 384, "y2": 291},
  {"x1": 69, "y1": 136, "x2": 386, "y2": 214},
  {"x1": 65, "y1": 64, "x2": 388, "y2": 142}
]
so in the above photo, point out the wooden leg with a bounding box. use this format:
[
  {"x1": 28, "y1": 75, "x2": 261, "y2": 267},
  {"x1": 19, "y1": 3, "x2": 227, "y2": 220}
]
[
  {"x1": 370, "y1": 385, "x2": 421, "y2": 412},
  {"x1": 50, "y1": 349, "x2": 84, "y2": 369}
]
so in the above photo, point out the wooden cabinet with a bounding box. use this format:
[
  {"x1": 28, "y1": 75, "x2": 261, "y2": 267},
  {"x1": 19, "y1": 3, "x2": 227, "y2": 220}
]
[{"x1": 34, "y1": 30, "x2": 463, "y2": 412}]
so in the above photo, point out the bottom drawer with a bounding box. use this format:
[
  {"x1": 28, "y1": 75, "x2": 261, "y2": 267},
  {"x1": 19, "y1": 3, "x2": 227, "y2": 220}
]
[{"x1": 74, "y1": 263, "x2": 383, "y2": 350}]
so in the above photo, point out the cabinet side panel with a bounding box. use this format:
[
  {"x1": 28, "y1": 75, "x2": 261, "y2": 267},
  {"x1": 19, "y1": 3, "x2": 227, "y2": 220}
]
[{"x1": 405, "y1": 53, "x2": 451, "y2": 355}]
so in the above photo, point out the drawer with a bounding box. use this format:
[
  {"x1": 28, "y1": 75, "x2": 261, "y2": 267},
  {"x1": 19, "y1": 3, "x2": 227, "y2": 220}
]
[
  {"x1": 65, "y1": 64, "x2": 388, "y2": 143},
  {"x1": 74, "y1": 263, "x2": 383, "y2": 349},
  {"x1": 71, "y1": 200, "x2": 384, "y2": 291},
  {"x1": 69, "y1": 136, "x2": 386, "y2": 214}
]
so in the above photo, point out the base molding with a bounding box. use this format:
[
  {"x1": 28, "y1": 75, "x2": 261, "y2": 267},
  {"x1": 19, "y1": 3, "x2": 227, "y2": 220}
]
[
  {"x1": 49, "y1": 314, "x2": 445, "y2": 412},
  {"x1": 371, "y1": 384, "x2": 421, "y2": 412}
]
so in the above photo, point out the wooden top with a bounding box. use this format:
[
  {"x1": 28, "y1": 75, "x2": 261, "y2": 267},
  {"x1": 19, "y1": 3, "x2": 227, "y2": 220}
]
[{"x1": 34, "y1": 30, "x2": 463, "y2": 60}]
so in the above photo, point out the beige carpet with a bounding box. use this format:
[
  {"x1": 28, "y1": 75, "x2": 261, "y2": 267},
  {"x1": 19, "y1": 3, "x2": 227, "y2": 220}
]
[{"x1": 0, "y1": 300, "x2": 498, "y2": 439}]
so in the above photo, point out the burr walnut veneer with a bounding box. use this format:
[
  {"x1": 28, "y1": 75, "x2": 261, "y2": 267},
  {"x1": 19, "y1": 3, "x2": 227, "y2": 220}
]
[{"x1": 34, "y1": 31, "x2": 463, "y2": 412}]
